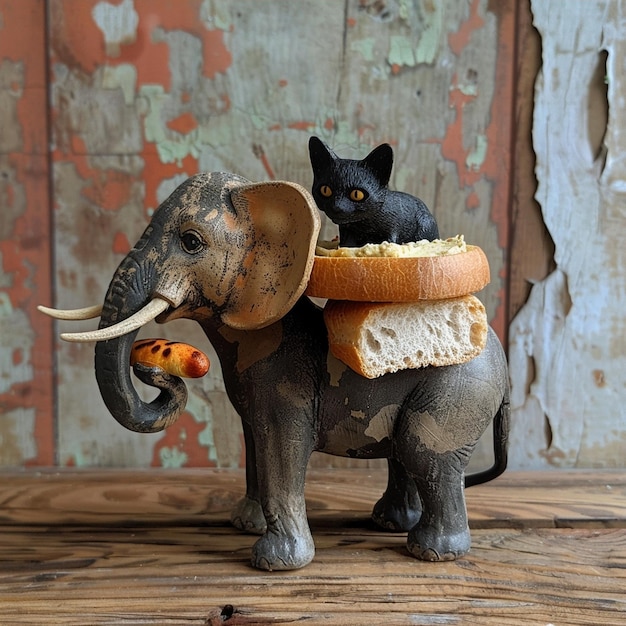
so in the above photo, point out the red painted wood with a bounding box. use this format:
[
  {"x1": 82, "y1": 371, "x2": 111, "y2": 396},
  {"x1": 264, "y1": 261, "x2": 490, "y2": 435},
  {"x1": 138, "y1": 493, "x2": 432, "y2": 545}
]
[
  {"x1": 0, "y1": 0, "x2": 519, "y2": 467},
  {"x1": 0, "y1": 0, "x2": 55, "y2": 465}
]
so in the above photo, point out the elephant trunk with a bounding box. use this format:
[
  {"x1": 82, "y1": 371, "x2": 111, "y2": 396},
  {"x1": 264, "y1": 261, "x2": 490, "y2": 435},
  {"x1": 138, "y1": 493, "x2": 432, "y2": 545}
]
[{"x1": 94, "y1": 237, "x2": 187, "y2": 434}]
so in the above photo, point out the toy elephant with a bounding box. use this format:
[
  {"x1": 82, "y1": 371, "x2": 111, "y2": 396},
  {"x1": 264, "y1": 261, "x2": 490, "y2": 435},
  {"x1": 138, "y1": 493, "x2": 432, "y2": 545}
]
[{"x1": 42, "y1": 172, "x2": 509, "y2": 571}]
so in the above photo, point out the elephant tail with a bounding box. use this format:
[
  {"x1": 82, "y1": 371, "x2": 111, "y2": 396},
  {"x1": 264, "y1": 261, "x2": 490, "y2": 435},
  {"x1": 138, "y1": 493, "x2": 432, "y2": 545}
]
[{"x1": 464, "y1": 383, "x2": 510, "y2": 488}]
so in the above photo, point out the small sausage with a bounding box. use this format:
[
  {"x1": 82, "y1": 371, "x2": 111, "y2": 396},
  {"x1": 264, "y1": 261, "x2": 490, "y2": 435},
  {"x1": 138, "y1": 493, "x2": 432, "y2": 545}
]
[{"x1": 130, "y1": 339, "x2": 210, "y2": 378}]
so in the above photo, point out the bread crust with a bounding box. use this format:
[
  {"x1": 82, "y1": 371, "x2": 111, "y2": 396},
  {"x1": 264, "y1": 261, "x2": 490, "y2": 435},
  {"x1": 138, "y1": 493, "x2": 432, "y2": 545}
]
[{"x1": 305, "y1": 245, "x2": 489, "y2": 302}]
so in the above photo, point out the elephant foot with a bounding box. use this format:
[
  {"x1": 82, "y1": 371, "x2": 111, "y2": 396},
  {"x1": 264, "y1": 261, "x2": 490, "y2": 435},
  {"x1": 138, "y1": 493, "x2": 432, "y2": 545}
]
[
  {"x1": 372, "y1": 496, "x2": 422, "y2": 532},
  {"x1": 230, "y1": 495, "x2": 266, "y2": 535},
  {"x1": 251, "y1": 528, "x2": 315, "y2": 571},
  {"x1": 407, "y1": 526, "x2": 471, "y2": 562}
]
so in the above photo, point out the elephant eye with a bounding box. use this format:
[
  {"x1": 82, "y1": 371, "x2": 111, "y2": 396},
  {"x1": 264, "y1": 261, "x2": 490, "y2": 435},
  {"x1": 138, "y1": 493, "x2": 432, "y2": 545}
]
[{"x1": 180, "y1": 230, "x2": 205, "y2": 254}]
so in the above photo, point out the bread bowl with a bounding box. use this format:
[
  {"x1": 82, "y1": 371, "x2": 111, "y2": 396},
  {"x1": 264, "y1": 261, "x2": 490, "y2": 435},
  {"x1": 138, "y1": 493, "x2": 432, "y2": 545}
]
[
  {"x1": 130, "y1": 339, "x2": 210, "y2": 378},
  {"x1": 305, "y1": 236, "x2": 490, "y2": 302}
]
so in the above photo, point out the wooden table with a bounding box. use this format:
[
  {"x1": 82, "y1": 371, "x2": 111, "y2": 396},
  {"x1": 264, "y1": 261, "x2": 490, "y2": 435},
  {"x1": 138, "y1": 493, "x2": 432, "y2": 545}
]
[{"x1": 0, "y1": 469, "x2": 624, "y2": 625}]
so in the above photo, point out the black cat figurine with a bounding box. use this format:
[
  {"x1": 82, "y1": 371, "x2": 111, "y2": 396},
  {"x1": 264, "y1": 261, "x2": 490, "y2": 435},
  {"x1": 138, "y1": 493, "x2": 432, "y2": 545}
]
[{"x1": 309, "y1": 136, "x2": 439, "y2": 247}]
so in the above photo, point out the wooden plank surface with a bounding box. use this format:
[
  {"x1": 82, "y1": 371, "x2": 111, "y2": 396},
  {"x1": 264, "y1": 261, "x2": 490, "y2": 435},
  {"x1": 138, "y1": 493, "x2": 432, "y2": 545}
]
[
  {"x1": 0, "y1": 469, "x2": 624, "y2": 625},
  {"x1": 0, "y1": 468, "x2": 625, "y2": 528}
]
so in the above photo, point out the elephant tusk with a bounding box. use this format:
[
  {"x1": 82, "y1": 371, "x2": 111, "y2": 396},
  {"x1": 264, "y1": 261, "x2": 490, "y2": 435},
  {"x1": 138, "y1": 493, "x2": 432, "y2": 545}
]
[
  {"x1": 38, "y1": 304, "x2": 103, "y2": 320},
  {"x1": 60, "y1": 298, "x2": 170, "y2": 343}
]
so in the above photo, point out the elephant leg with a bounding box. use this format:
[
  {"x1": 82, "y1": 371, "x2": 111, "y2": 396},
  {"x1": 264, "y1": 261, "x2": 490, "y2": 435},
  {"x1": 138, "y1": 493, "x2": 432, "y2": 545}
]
[
  {"x1": 250, "y1": 412, "x2": 315, "y2": 571},
  {"x1": 405, "y1": 455, "x2": 470, "y2": 562},
  {"x1": 395, "y1": 409, "x2": 473, "y2": 561},
  {"x1": 372, "y1": 458, "x2": 422, "y2": 532},
  {"x1": 230, "y1": 420, "x2": 266, "y2": 534}
]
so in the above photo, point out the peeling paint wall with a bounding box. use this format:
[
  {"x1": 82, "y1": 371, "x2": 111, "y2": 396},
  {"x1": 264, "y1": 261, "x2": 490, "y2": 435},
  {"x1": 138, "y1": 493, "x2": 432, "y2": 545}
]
[
  {"x1": 0, "y1": 1, "x2": 54, "y2": 467},
  {"x1": 509, "y1": 0, "x2": 626, "y2": 468},
  {"x1": 1, "y1": 0, "x2": 515, "y2": 468},
  {"x1": 4, "y1": 1, "x2": 622, "y2": 472}
]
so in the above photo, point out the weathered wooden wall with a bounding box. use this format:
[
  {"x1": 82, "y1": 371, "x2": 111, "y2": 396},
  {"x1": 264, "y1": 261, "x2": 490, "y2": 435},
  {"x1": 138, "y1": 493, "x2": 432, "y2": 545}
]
[
  {"x1": 0, "y1": 0, "x2": 55, "y2": 466},
  {"x1": 4, "y1": 0, "x2": 622, "y2": 471},
  {"x1": 508, "y1": 0, "x2": 626, "y2": 468}
]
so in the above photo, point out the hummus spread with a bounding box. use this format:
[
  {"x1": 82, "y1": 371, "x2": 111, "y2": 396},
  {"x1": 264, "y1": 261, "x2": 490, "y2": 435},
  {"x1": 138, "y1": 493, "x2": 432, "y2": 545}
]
[{"x1": 315, "y1": 235, "x2": 467, "y2": 258}]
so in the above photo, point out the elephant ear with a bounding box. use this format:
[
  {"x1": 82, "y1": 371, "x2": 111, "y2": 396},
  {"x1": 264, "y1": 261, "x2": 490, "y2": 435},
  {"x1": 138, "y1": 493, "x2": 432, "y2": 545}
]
[{"x1": 223, "y1": 180, "x2": 321, "y2": 330}]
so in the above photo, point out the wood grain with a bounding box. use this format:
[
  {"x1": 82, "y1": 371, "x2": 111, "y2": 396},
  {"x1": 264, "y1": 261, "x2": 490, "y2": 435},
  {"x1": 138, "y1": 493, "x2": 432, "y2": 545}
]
[
  {"x1": 0, "y1": 0, "x2": 54, "y2": 466},
  {"x1": 508, "y1": 0, "x2": 555, "y2": 321},
  {"x1": 1, "y1": 469, "x2": 624, "y2": 527},
  {"x1": 0, "y1": 470, "x2": 624, "y2": 624},
  {"x1": 43, "y1": 0, "x2": 515, "y2": 471},
  {"x1": 508, "y1": 0, "x2": 626, "y2": 470}
]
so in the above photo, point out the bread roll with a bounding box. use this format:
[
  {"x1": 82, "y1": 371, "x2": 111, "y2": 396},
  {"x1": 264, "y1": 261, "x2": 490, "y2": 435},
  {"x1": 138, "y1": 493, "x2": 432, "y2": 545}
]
[
  {"x1": 306, "y1": 244, "x2": 489, "y2": 302},
  {"x1": 131, "y1": 339, "x2": 210, "y2": 378},
  {"x1": 324, "y1": 296, "x2": 488, "y2": 379}
]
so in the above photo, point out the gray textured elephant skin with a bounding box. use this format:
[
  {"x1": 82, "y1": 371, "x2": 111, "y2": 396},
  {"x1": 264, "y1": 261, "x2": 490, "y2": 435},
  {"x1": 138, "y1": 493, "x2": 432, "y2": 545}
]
[{"x1": 50, "y1": 172, "x2": 510, "y2": 571}]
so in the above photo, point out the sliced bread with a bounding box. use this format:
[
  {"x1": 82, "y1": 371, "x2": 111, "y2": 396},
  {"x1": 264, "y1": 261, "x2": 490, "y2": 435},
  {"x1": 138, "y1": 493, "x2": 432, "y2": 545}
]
[{"x1": 324, "y1": 295, "x2": 488, "y2": 379}]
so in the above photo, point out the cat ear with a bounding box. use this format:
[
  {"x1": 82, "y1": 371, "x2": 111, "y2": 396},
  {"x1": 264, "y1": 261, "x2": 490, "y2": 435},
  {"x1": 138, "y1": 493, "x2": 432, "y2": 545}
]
[
  {"x1": 362, "y1": 143, "x2": 394, "y2": 187},
  {"x1": 308, "y1": 136, "x2": 336, "y2": 171}
]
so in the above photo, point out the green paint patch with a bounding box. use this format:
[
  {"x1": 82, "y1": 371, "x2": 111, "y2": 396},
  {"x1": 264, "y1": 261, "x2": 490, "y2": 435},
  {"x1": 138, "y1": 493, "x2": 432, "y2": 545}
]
[
  {"x1": 250, "y1": 113, "x2": 272, "y2": 130},
  {"x1": 200, "y1": 0, "x2": 232, "y2": 32},
  {"x1": 141, "y1": 85, "x2": 201, "y2": 165},
  {"x1": 388, "y1": 3, "x2": 443, "y2": 68},
  {"x1": 388, "y1": 36, "x2": 415, "y2": 68},
  {"x1": 466, "y1": 134, "x2": 488, "y2": 171},
  {"x1": 414, "y1": 3, "x2": 443, "y2": 64},
  {"x1": 350, "y1": 38, "x2": 376, "y2": 62},
  {"x1": 102, "y1": 64, "x2": 137, "y2": 105},
  {"x1": 159, "y1": 446, "x2": 189, "y2": 468},
  {"x1": 457, "y1": 82, "x2": 478, "y2": 96},
  {"x1": 187, "y1": 390, "x2": 218, "y2": 465}
]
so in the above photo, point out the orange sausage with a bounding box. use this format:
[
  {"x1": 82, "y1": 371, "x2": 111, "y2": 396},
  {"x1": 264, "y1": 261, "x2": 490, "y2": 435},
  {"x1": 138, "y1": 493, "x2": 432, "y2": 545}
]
[{"x1": 130, "y1": 339, "x2": 210, "y2": 378}]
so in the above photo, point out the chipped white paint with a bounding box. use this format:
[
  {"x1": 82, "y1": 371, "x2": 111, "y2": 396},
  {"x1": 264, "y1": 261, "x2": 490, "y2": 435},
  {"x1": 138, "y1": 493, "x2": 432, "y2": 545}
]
[
  {"x1": 92, "y1": 0, "x2": 139, "y2": 57},
  {"x1": 466, "y1": 134, "x2": 487, "y2": 171},
  {"x1": 600, "y1": 5, "x2": 626, "y2": 196},
  {"x1": 385, "y1": 1, "x2": 444, "y2": 67},
  {"x1": 350, "y1": 37, "x2": 376, "y2": 62},
  {"x1": 0, "y1": 60, "x2": 24, "y2": 152},
  {"x1": 0, "y1": 409, "x2": 36, "y2": 467},
  {"x1": 364, "y1": 405, "x2": 399, "y2": 443},
  {"x1": 141, "y1": 84, "x2": 197, "y2": 165},
  {"x1": 156, "y1": 173, "x2": 191, "y2": 205},
  {"x1": 0, "y1": 293, "x2": 33, "y2": 394},
  {"x1": 101, "y1": 64, "x2": 137, "y2": 106},
  {"x1": 326, "y1": 353, "x2": 346, "y2": 388},
  {"x1": 509, "y1": 0, "x2": 626, "y2": 468},
  {"x1": 200, "y1": 0, "x2": 232, "y2": 31},
  {"x1": 159, "y1": 446, "x2": 188, "y2": 468}
]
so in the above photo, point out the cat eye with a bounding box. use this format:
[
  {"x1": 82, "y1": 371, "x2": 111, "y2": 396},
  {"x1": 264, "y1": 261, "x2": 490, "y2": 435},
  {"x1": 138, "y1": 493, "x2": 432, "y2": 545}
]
[
  {"x1": 349, "y1": 188, "x2": 367, "y2": 202},
  {"x1": 319, "y1": 185, "x2": 333, "y2": 197}
]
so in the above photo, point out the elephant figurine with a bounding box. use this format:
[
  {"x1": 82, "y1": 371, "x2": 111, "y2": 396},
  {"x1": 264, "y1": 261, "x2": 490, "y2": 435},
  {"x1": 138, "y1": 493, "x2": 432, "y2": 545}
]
[{"x1": 41, "y1": 172, "x2": 509, "y2": 571}]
